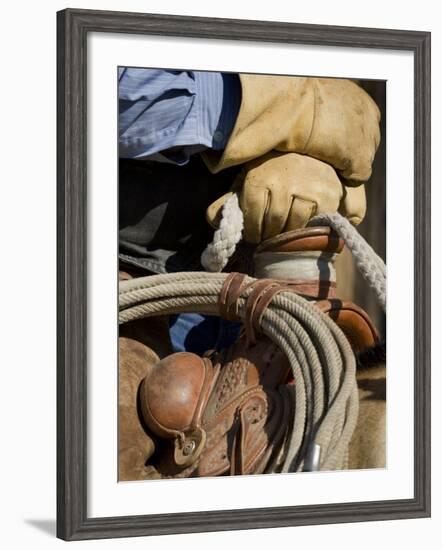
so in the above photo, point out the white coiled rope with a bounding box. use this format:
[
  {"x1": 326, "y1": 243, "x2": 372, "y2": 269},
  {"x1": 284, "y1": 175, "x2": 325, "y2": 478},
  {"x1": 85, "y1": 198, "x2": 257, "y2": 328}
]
[
  {"x1": 309, "y1": 212, "x2": 386, "y2": 310},
  {"x1": 119, "y1": 272, "x2": 359, "y2": 472}
]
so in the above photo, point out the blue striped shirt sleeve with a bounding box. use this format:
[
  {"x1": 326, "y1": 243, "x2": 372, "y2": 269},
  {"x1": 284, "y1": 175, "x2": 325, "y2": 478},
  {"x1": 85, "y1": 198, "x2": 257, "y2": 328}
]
[{"x1": 118, "y1": 68, "x2": 240, "y2": 165}]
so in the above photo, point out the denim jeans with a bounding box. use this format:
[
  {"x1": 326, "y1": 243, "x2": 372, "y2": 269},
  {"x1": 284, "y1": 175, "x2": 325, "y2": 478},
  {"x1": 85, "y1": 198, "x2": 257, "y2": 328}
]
[
  {"x1": 119, "y1": 158, "x2": 239, "y2": 275},
  {"x1": 168, "y1": 313, "x2": 241, "y2": 354}
]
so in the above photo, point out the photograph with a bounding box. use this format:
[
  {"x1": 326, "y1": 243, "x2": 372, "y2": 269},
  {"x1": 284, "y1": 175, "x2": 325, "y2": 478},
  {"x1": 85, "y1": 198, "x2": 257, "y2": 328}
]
[
  {"x1": 55, "y1": 7, "x2": 431, "y2": 541},
  {"x1": 2, "y1": 0, "x2": 438, "y2": 547},
  {"x1": 117, "y1": 69, "x2": 387, "y2": 481}
]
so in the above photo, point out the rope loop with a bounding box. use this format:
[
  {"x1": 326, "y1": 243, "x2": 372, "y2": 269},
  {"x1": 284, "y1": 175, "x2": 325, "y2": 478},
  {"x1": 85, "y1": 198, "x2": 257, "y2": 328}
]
[{"x1": 201, "y1": 193, "x2": 243, "y2": 272}]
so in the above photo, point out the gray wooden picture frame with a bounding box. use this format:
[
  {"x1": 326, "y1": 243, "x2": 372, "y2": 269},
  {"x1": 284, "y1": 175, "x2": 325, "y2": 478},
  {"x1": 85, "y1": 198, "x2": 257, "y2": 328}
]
[{"x1": 57, "y1": 8, "x2": 431, "y2": 541}]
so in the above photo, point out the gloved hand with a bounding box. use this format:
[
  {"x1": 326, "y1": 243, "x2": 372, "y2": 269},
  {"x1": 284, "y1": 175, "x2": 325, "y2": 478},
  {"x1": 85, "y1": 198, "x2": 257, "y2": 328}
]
[
  {"x1": 206, "y1": 152, "x2": 366, "y2": 244},
  {"x1": 338, "y1": 183, "x2": 366, "y2": 226},
  {"x1": 202, "y1": 75, "x2": 381, "y2": 185}
]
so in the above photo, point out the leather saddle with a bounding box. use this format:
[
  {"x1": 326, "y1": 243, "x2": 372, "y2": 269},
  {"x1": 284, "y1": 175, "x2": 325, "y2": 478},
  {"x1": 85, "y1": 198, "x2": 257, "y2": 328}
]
[{"x1": 140, "y1": 333, "x2": 293, "y2": 478}]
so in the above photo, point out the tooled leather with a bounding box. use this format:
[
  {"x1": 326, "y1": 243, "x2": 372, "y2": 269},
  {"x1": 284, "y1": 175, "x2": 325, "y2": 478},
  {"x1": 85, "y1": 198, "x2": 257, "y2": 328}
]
[
  {"x1": 193, "y1": 334, "x2": 291, "y2": 477},
  {"x1": 197, "y1": 387, "x2": 288, "y2": 477},
  {"x1": 230, "y1": 388, "x2": 292, "y2": 476},
  {"x1": 229, "y1": 394, "x2": 272, "y2": 476},
  {"x1": 214, "y1": 333, "x2": 291, "y2": 390},
  {"x1": 211, "y1": 359, "x2": 249, "y2": 415},
  {"x1": 198, "y1": 388, "x2": 267, "y2": 476},
  {"x1": 146, "y1": 332, "x2": 292, "y2": 478}
]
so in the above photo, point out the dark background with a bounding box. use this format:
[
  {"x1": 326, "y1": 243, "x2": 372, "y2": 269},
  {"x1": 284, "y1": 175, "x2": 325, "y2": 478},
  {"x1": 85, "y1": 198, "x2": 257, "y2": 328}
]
[{"x1": 336, "y1": 80, "x2": 386, "y2": 339}]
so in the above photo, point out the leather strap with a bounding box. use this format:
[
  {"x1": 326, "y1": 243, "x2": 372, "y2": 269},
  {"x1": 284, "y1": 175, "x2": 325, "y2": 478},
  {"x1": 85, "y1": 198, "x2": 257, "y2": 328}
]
[
  {"x1": 218, "y1": 272, "x2": 249, "y2": 321},
  {"x1": 244, "y1": 282, "x2": 293, "y2": 345},
  {"x1": 244, "y1": 280, "x2": 279, "y2": 345}
]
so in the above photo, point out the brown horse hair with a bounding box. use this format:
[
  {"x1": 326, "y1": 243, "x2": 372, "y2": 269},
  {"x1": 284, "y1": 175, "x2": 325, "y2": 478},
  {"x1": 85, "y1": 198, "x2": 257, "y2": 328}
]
[{"x1": 356, "y1": 341, "x2": 386, "y2": 370}]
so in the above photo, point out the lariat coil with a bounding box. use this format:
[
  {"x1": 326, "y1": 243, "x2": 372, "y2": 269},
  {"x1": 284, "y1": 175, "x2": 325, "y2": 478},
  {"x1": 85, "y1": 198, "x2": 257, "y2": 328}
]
[{"x1": 119, "y1": 271, "x2": 360, "y2": 473}]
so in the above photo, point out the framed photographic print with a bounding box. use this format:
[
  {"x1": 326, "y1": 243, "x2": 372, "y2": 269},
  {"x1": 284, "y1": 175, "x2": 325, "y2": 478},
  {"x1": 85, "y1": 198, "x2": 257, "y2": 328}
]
[{"x1": 57, "y1": 8, "x2": 431, "y2": 541}]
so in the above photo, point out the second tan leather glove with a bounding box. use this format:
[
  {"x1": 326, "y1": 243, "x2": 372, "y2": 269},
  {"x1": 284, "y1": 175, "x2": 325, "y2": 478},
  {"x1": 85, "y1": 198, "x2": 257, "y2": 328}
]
[
  {"x1": 207, "y1": 152, "x2": 366, "y2": 244},
  {"x1": 338, "y1": 184, "x2": 366, "y2": 226},
  {"x1": 202, "y1": 75, "x2": 381, "y2": 185}
]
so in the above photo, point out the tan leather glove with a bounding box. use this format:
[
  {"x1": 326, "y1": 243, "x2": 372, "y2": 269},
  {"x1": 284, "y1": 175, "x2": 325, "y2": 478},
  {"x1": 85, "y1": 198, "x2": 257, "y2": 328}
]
[
  {"x1": 207, "y1": 152, "x2": 366, "y2": 244},
  {"x1": 339, "y1": 183, "x2": 366, "y2": 226},
  {"x1": 139, "y1": 330, "x2": 292, "y2": 478},
  {"x1": 202, "y1": 75, "x2": 381, "y2": 185}
]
